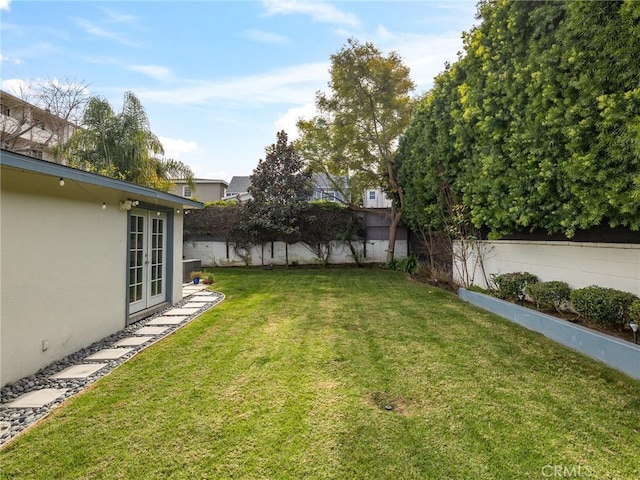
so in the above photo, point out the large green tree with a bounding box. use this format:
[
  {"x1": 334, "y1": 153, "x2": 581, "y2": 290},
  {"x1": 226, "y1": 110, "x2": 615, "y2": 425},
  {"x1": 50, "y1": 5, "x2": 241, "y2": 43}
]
[
  {"x1": 247, "y1": 130, "x2": 313, "y2": 265},
  {"x1": 397, "y1": 0, "x2": 640, "y2": 239},
  {"x1": 297, "y1": 38, "x2": 415, "y2": 261},
  {"x1": 56, "y1": 91, "x2": 193, "y2": 191}
]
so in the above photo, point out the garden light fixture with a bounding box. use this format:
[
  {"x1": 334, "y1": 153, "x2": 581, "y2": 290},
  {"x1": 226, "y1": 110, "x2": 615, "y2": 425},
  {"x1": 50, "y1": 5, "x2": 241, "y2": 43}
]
[
  {"x1": 630, "y1": 321, "x2": 638, "y2": 344},
  {"x1": 517, "y1": 290, "x2": 525, "y2": 306}
]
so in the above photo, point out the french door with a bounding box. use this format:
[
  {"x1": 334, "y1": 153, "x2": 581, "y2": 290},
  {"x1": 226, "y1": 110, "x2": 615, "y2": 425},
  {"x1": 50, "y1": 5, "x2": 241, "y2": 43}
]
[{"x1": 128, "y1": 210, "x2": 167, "y2": 315}]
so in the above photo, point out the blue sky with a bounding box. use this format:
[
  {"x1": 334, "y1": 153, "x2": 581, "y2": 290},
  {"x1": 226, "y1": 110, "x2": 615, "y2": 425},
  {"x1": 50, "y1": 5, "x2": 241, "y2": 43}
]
[{"x1": 1, "y1": 0, "x2": 478, "y2": 182}]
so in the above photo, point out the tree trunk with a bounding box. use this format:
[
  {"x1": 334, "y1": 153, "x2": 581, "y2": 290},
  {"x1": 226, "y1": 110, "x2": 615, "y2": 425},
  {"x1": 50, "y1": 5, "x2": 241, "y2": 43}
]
[{"x1": 386, "y1": 208, "x2": 402, "y2": 263}]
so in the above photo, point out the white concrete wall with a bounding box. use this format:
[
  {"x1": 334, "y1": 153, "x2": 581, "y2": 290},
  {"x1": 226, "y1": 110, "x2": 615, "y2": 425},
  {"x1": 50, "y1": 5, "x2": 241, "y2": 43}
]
[
  {"x1": 183, "y1": 239, "x2": 407, "y2": 267},
  {"x1": 1, "y1": 173, "x2": 127, "y2": 386},
  {"x1": 453, "y1": 240, "x2": 640, "y2": 295}
]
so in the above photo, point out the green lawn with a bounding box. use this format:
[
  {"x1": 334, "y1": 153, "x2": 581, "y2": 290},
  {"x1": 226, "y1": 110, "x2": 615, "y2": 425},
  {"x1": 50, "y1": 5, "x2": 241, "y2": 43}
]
[{"x1": 1, "y1": 268, "x2": 639, "y2": 479}]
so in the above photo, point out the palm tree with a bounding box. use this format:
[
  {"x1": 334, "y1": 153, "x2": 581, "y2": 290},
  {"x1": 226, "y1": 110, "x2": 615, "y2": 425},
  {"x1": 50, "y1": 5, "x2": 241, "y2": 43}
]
[{"x1": 56, "y1": 91, "x2": 193, "y2": 191}]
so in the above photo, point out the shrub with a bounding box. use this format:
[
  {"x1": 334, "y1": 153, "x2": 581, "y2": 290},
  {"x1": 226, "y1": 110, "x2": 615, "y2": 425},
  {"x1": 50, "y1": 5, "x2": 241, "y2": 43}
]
[
  {"x1": 570, "y1": 286, "x2": 639, "y2": 328},
  {"x1": 202, "y1": 272, "x2": 215, "y2": 284},
  {"x1": 525, "y1": 281, "x2": 571, "y2": 312},
  {"x1": 492, "y1": 272, "x2": 539, "y2": 299},
  {"x1": 628, "y1": 300, "x2": 640, "y2": 323},
  {"x1": 384, "y1": 255, "x2": 418, "y2": 275}
]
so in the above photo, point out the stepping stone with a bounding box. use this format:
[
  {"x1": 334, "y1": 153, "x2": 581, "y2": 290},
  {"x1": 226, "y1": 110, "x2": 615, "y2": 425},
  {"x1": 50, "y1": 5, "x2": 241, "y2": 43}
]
[
  {"x1": 135, "y1": 326, "x2": 170, "y2": 335},
  {"x1": 114, "y1": 336, "x2": 154, "y2": 347},
  {"x1": 147, "y1": 316, "x2": 186, "y2": 325},
  {"x1": 192, "y1": 291, "x2": 215, "y2": 296},
  {"x1": 51, "y1": 364, "x2": 108, "y2": 379},
  {"x1": 182, "y1": 302, "x2": 206, "y2": 309},
  {"x1": 165, "y1": 307, "x2": 199, "y2": 316},
  {"x1": 184, "y1": 299, "x2": 210, "y2": 304},
  {"x1": 3, "y1": 388, "x2": 68, "y2": 408},
  {"x1": 85, "y1": 348, "x2": 134, "y2": 361},
  {"x1": 183, "y1": 286, "x2": 204, "y2": 292}
]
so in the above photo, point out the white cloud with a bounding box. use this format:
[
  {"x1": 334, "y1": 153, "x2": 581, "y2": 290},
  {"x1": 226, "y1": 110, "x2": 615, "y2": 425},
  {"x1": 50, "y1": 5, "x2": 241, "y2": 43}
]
[
  {"x1": 0, "y1": 0, "x2": 11, "y2": 11},
  {"x1": 1, "y1": 78, "x2": 30, "y2": 96},
  {"x1": 72, "y1": 18, "x2": 139, "y2": 47},
  {"x1": 274, "y1": 103, "x2": 317, "y2": 140},
  {"x1": 159, "y1": 136, "x2": 200, "y2": 158},
  {"x1": 129, "y1": 64, "x2": 173, "y2": 81},
  {"x1": 98, "y1": 7, "x2": 138, "y2": 24},
  {"x1": 243, "y1": 29, "x2": 289, "y2": 45},
  {"x1": 138, "y1": 62, "x2": 329, "y2": 107},
  {"x1": 385, "y1": 31, "x2": 465, "y2": 92},
  {"x1": 0, "y1": 53, "x2": 22, "y2": 65},
  {"x1": 263, "y1": 0, "x2": 360, "y2": 28}
]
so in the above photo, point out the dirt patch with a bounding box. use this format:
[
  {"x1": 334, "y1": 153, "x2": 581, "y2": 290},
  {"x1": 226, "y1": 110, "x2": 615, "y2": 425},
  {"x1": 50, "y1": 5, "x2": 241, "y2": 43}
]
[{"x1": 366, "y1": 391, "x2": 409, "y2": 415}]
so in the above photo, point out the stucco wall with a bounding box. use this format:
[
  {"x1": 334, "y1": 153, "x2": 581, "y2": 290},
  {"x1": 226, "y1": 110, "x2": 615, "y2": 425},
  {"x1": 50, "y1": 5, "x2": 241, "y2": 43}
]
[
  {"x1": 1, "y1": 174, "x2": 127, "y2": 386},
  {"x1": 453, "y1": 240, "x2": 640, "y2": 295},
  {"x1": 183, "y1": 239, "x2": 407, "y2": 267},
  {"x1": 171, "y1": 212, "x2": 184, "y2": 304}
]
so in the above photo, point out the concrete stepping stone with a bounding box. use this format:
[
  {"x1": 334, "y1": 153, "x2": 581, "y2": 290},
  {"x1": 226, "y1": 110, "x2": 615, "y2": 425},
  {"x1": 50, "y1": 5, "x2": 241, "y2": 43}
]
[
  {"x1": 184, "y1": 299, "x2": 210, "y2": 304},
  {"x1": 113, "y1": 336, "x2": 155, "y2": 347},
  {"x1": 51, "y1": 364, "x2": 108, "y2": 379},
  {"x1": 192, "y1": 291, "x2": 215, "y2": 296},
  {"x1": 164, "y1": 307, "x2": 199, "y2": 316},
  {"x1": 3, "y1": 388, "x2": 68, "y2": 408},
  {"x1": 85, "y1": 348, "x2": 133, "y2": 361},
  {"x1": 147, "y1": 316, "x2": 186, "y2": 325},
  {"x1": 183, "y1": 286, "x2": 204, "y2": 292},
  {"x1": 182, "y1": 302, "x2": 206, "y2": 309},
  {"x1": 135, "y1": 326, "x2": 170, "y2": 335}
]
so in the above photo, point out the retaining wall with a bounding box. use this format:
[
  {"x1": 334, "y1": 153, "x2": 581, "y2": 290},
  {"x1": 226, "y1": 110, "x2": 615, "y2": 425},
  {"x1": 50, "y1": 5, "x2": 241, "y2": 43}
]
[{"x1": 459, "y1": 288, "x2": 640, "y2": 380}]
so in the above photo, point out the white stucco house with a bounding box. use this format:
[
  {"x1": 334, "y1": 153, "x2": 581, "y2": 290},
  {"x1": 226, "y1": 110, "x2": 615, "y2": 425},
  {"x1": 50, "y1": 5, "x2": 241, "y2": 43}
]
[{"x1": 0, "y1": 150, "x2": 203, "y2": 387}]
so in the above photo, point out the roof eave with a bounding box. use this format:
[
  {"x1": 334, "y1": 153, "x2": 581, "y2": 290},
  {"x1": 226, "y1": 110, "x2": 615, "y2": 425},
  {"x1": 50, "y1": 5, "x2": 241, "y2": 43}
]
[{"x1": 1, "y1": 149, "x2": 204, "y2": 209}]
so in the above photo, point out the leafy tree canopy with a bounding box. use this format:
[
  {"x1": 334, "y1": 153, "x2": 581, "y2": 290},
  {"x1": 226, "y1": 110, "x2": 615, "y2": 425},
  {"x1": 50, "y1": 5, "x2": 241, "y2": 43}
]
[
  {"x1": 56, "y1": 91, "x2": 193, "y2": 191},
  {"x1": 296, "y1": 38, "x2": 415, "y2": 260},
  {"x1": 397, "y1": 0, "x2": 640, "y2": 238}
]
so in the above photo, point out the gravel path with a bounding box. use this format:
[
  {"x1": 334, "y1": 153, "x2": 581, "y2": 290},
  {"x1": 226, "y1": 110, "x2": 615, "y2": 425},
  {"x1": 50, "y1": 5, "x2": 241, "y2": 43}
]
[{"x1": 0, "y1": 290, "x2": 224, "y2": 447}]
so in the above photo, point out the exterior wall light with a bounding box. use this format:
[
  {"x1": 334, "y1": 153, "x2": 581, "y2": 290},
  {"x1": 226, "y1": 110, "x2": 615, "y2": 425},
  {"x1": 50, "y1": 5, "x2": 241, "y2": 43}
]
[
  {"x1": 120, "y1": 200, "x2": 139, "y2": 211},
  {"x1": 59, "y1": 177, "x2": 65, "y2": 187},
  {"x1": 102, "y1": 203, "x2": 107, "y2": 210}
]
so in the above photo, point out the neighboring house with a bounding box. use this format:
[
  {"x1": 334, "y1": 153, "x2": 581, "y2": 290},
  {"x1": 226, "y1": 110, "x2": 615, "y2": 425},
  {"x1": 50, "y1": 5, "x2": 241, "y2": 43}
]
[
  {"x1": 0, "y1": 89, "x2": 77, "y2": 162},
  {"x1": 170, "y1": 178, "x2": 228, "y2": 203},
  {"x1": 0, "y1": 149, "x2": 203, "y2": 387},
  {"x1": 224, "y1": 176, "x2": 252, "y2": 200},
  {"x1": 310, "y1": 173, "x2": 346, "y2": 203},
  {"x1": 221, "y1": 174, "x2": 391, "y2": 208},
  {"x1": 363, "y1": 187, "x2": 393, "y2": 209}
]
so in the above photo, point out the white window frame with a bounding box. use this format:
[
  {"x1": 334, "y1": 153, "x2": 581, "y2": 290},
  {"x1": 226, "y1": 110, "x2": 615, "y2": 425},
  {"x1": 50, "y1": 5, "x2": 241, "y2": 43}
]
[
  {"x1": 368, "y1": 190, "x2": 376, "y2": 200},
  {"x1": 183, "y1": 185, "x2": 192, "y2": 198}
]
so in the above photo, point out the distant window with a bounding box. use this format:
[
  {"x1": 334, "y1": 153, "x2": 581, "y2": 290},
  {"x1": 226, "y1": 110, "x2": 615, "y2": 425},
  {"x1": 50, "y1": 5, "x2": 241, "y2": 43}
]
[
  {"x1": 368, "y1": 190, "x2": 376, "y2": 200},
  {"x1": 0, "y1": 104, "x2": 9, "y2": 116},
  {"x1": 30, "y1": 149, "x2": 43, "y2": 159},
  {"x1": 183, "y1": 185, "x2": 192, "y2": 198},
  {"x1": 322, "y1": 190, "x2": 336, "y2": 202}
]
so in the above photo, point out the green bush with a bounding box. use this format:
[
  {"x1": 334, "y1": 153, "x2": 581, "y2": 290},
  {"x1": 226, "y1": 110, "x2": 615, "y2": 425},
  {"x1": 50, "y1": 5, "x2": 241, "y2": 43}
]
[
  {"x1": 492, "y1": 272, "x2": 539, "y2": 299},
  {"x1": 385, "y1": 255, "x2": 418, "y2": 275},
  {"x1": 525, "y1": 281, "x2": 571, "y2": 312},
  {"x1": 570, "y1": 286, "x2": 639, "y2": 328},
  {"x1": 629, "y1": 300, "x2": 640, "y2": 323}
]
